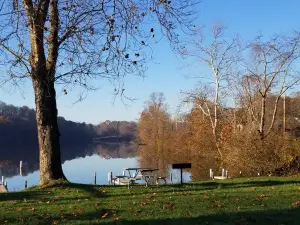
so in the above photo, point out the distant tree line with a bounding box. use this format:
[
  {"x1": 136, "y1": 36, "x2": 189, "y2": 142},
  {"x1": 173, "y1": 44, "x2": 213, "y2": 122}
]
[
  {"x1": 0, "y1": 142, "x2": 137, "y2": 179},
  {"x1": 0, "y1": 101, "x2": 137, "y2": 149}
]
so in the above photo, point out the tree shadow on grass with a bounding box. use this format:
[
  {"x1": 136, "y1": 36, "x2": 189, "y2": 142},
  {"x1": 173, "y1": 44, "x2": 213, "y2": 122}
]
[
  {"x1": 0, "y1": 182, "x2": 108, "y2": 202},
  {"x1": 104, "y1": 179, "x2": 300, "y2": 198},
  {"x1": 194, "y1": 179, "x2": 300, "y2": 189},
  {"x1": 100, "y1": 207, "x2": 300, "y2": 225},
  {"x1": 3, "y1": 207, "x2": 297, "y2": 225}
]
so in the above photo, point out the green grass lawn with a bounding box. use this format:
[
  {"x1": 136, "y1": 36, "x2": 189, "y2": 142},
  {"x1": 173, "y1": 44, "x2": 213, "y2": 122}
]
[{"x1": 0, "y1": 176, "x2": 300, "y2": 224}]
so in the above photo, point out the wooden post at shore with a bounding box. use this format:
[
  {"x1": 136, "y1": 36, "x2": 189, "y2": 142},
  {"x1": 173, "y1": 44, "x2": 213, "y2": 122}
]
[
  {"x1": 209, "y1": 169, "x2": 214, "y2": 179},
  {"x1": 20, "y1": 161, "x2": 23, "y2": 176},
  {"x1": 108, "y1": 172, "x2": 113, "y2": 185},
  {"x1": 25, "y1": 180, "x2": 27, "y2": 189},
  {"x1": 94, "y1": 172, "x2": 97, "y2": 185}
]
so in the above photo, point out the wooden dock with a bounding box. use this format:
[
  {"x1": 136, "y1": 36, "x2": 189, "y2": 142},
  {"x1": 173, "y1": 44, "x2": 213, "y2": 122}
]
[{"x1": 0, "y1": 184, "x2": 8, "y2": 193}]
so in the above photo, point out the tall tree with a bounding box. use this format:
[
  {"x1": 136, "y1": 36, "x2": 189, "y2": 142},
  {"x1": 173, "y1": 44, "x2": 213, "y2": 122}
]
[
  {"x1": 181, "y1": 25, "x2": 242, "y2": 162},
  {"x1": 0, "y1": 0, "x2": 199, "y2": 184},
  {"x1": 138, "y1": 92, "x2": 171, "y2": 174},
  {"x1": 242, "y1": 34, "x2": 300, "y2": 139}
]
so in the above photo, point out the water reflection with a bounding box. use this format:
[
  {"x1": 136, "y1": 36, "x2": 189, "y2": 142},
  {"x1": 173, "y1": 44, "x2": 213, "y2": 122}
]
[
  {"x1": 0, "y1": 142, "x2": 198, "y2": 191},
  {"x1": 138, "y1": 145, "x2": 218, "y2": 181},
  {"x1": 0, "y1": 143, "x2": 138, "y2": 191}
]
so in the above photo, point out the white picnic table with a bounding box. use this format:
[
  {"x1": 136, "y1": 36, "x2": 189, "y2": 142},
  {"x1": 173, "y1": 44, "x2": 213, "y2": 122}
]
[{"x1": 122, "y1": 167, "x2": 168, "y2": 187}]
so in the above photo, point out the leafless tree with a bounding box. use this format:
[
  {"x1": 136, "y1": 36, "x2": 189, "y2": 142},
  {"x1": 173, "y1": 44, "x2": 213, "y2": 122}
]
[
  {"x1": 0, "y1": 0, "x2": 199, "y2": 185},
  {"x1": 242, "y1": 33, "x2": 300, "y2": 139},
  {"x1": 181, "y1": 25, "x2": 243, "y2": 162}
]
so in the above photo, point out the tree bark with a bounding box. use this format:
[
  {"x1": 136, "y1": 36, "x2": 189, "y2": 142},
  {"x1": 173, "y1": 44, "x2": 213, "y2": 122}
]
[
  {"x1": 259, "y1": 96, "x2": 266, "y2": 139},
  {"x1": 32, "y1": 73, "x2": 66, "y2": 185}
]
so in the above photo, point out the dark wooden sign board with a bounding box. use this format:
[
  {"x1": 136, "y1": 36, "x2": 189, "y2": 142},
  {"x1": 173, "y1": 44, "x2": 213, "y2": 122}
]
[{"x1": 172, "y1": 163, "x2": 192, "y2": 185}]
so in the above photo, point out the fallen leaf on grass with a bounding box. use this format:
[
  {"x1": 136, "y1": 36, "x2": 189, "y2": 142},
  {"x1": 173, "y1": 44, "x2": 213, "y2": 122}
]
[
  {"x1": 140, "y1": 202, "x2": 147, "y2": 206},
  {"x1": 112, "y1": 217, "x2": 120, "y2": 222},
  {"x1": 292, "y1": 200, "x2": 300, "y2": 207},
  {"x1": 214, "y1": 200, "x2": 221, "y2": 208},
  {"x1": 258, "y1": 194, "x2": 267, "y2": 198},
  {"x1": 203, "y1": 194, "x2": 209, "y2": 199},
  {"x1": 167, "y1": 203, "x2": 174, "y2": 209},
  {"x1": 101, "y1": 212, "x2": 109, "y2": 219}
]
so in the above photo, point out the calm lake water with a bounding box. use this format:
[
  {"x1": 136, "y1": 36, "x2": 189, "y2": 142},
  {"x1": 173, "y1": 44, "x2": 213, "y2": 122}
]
[
  {"x1": 0, "y1": 143, "x2": 191, "y2": 191},
  {"x1": 6, "y1": 155, "x2": 138, "y2": 191}
]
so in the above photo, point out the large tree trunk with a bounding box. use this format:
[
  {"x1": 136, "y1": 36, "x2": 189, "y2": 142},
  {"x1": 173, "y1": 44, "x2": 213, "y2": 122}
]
[{"x1": 33, "y1": 74, "x2": 66, "y2": 185}]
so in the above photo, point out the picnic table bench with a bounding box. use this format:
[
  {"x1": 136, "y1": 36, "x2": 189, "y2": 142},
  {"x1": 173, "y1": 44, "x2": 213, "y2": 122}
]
[{"x1": 122, "y1": 168, "x2": 167, "y2": 187}]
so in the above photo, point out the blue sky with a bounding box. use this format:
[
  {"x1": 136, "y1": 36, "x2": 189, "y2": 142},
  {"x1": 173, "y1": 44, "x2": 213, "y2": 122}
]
[{"x1": 1, "y1": 0, "x2": 300, "y2": 124}]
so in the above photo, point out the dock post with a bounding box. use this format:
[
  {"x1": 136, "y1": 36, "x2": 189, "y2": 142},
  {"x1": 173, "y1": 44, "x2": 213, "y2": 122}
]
[
  {"x1": 94, "y1": 172, "x2": 97, "y2": 185},
  {"x1": 209, "y1": 169, "x2": 213, "y2": 179},
  {"x1": 20, "y1": 161, "x2": 23, "y2": 176},
  {"x1": 108, "y1": 172, "x2": 111, "y2": 184},
  {"x1": 110, "y1": 172, "x2": 113, "y2": 186},
  {"x1": 25, "y1": 180, "x2": 27, "y2": 189}
]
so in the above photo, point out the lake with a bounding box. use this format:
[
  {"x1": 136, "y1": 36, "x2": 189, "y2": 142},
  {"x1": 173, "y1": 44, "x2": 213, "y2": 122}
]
[{"x1": 0, "y1": 143, "x2": 191, "y2": 191}]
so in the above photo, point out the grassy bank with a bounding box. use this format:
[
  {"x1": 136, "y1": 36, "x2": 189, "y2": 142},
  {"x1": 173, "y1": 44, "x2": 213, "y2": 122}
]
[{"x1": 0, "y1": 177, "x2": 300, "y2": 224}]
